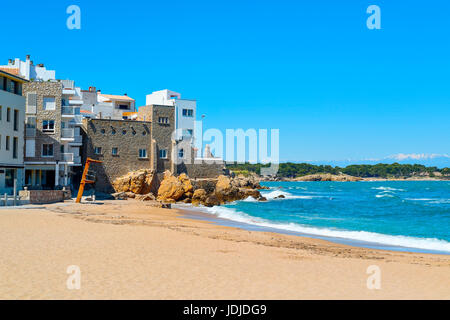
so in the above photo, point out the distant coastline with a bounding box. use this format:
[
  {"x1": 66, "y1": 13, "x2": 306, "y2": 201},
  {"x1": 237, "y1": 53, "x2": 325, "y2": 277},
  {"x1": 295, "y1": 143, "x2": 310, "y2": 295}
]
[{"x1": 227, "y1": 162, "x2": 450, "y2": 182}]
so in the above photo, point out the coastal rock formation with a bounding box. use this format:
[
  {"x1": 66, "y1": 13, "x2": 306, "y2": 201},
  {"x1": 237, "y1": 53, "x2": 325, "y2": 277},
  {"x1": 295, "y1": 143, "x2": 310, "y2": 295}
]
[
  {"x1": 294, "y1": 173, "x2": 362, "y2": 182},
  {"x1": 157, "y1": 171, "x2": 186, "y2": 202},
  {"x1": 112, "y1": 169, "x2": 159, "y2": 195},
  {"x1": 112, "y1": 170, "x2": 267, "y2": 207}
]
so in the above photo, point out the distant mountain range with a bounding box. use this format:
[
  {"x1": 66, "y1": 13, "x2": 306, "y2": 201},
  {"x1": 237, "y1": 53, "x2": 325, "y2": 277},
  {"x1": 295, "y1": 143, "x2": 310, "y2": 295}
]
[{"x1": 295, "y1": 154, "x2": 450, "y2": 168}]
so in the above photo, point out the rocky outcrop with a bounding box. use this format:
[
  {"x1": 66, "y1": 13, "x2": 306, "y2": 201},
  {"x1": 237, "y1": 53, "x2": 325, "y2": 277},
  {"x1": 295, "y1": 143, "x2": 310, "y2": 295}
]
[
  {"x1": 112, "y1": 170, "x2": 266, "y2": 207},
  {"x1": 157, "y1": 171, "x2": 186, "y2": 202},
  {"x1": 112, "y1": 169, "x2": 159, "y2": 195},
  {"x1": 294, "y1": 173, "x2": 362, "y2": 182}
]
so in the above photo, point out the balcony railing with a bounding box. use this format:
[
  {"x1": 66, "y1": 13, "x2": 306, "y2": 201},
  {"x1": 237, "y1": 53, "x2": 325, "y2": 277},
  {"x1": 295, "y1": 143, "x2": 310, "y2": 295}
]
[
  {"x1": 62, "y1": 153, "x2": 73, "y2": 162},
  {"x1": 62, "y1": 106, "x2": 75, "y2": 115},
  {"x1": 61, "y1": 128, "x2": 74, "y2": 139}
]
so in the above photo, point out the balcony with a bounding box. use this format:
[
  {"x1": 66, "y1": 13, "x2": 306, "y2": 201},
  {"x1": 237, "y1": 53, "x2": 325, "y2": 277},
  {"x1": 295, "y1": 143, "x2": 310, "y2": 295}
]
[
  {"x1": 61, "y1": 128, "x2": 74, "y2": 139},
  {"x1": 61, "y1": 153, "x2": 81, "y2": 164},
  {"x1": 61, "y1": 106, "x2": 75, "y2": 116},
  {"x1": 69, "y1": 97, "x2": 83, "y2": 105}
]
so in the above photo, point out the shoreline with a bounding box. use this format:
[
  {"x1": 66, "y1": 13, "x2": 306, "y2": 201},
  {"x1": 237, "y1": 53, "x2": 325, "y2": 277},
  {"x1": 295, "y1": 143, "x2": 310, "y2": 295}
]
[
  {"x1": 176, "y1": 204, "x2": 450, "y2": 256},
  {"x1": 0, "y1": 200, "x2": 449, "y2": 299}
]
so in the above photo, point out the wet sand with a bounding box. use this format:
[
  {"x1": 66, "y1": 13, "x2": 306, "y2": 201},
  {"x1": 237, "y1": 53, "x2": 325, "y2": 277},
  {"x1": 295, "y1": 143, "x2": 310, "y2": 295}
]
[{"x1": 0, "y1": 200, "x2": 449, "y2": 299}]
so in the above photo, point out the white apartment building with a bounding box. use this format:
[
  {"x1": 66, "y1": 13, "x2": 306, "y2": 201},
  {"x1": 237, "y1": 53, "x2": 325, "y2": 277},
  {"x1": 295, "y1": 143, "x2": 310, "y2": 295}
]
[
  {"x1": 80, "y1": 87, "x2": 136, "y2": 120},
  {"x1": 145, "y1": 89, "x2": 196, "y2": 141},
  {"x1": 0, "y1": 55, "x2": 55, "y2": 81},
  {"x1": 0, "y1": 70, "x2": 27, "y2": 195}
]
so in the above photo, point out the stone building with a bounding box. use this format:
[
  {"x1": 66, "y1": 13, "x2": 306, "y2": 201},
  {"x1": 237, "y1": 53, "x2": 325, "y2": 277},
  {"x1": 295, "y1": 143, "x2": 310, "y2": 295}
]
[
  {"x1": 82, "y1": 104, "x2": 176, "y2": 193},
  {"x1": 83, "y1": 103, "x2": 225, "y2": 193},
  {"x1": 22, "y1": 81, "x2": 83, "y2": 190}
]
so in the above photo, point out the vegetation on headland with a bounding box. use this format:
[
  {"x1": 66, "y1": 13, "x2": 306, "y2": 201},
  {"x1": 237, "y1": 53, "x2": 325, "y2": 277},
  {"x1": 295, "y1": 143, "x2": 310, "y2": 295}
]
[{"x1": 227, "y1": 162, "x2": 450, "y2": 179}]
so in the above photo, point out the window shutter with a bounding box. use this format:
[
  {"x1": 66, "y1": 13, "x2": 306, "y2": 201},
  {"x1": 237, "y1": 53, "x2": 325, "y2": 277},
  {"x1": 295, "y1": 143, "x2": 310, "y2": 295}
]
[{"x1": 27, "y1": 93, "x2": 37, "y2": 114}]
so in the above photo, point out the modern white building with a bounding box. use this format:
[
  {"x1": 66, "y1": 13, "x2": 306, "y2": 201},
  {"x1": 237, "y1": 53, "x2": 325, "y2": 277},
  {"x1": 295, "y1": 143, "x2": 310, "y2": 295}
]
[
  {"x1": 145, "y1": 89, "x2": 196, "y2": 141},
  {"x1": 80, "y1": 87, "x2": 136, "y2": 120},
  {"x1": 0, "y1": 55, "x2": 55, "y2": 81},
  {"x1": 0, "y1": 70, "x2": 27, "y2": 195}
]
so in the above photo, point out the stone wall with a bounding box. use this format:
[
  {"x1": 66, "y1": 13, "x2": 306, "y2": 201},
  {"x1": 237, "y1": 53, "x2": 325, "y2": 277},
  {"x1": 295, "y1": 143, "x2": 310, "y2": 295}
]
[
  {"x1": 19, "y1": 189, "x2": 69, "y2": 204},
  {"x1": 177, "y1": 160, "x2": 226, "y2": 179},
  {"x1": 149, "y1": 105, "x2": 175, "y2": 173},
  {"x1": 81, "y1": 118, "x2": 153, "y2": 193}
]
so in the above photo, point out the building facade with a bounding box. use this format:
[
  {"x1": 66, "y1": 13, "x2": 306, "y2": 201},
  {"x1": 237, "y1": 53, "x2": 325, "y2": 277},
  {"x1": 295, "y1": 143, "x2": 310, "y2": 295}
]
[
  {"x1": 0, "y1": 55, "x2": 55, "y2": 81},
  {"x1": 22, "y1": 81, "x2": 83, "y2": 190},
  {"x1": 145, "y1": 89, "x2": 196, "y2": 143},
  {"x1": 82, "y1": 104, "x2": 176, "y2": 193},
  {"x1": 80, "y1": 87, "x2": 136, "y2": 120},
  {"x1": 0, "y1": 70, "x2": 27, "y2": 195}
]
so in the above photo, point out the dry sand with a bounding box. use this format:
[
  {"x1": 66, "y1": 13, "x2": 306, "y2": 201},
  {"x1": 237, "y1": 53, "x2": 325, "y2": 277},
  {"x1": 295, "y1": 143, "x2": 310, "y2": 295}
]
[{"x1": 0, "y1": 200, "x2": 449, "y2": 300}]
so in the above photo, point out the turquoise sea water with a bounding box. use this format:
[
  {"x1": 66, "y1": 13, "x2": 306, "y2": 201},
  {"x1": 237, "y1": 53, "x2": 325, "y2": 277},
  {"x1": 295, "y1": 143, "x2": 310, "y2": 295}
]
[{"x1": 188, "y1": 181, "x2": 450, "y2": 254}]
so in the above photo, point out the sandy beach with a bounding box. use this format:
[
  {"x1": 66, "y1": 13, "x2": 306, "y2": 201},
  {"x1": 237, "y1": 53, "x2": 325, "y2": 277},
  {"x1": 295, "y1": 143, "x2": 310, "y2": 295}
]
[{"x1": 0, "y1": 200, "x2": 449, "y2": 300}]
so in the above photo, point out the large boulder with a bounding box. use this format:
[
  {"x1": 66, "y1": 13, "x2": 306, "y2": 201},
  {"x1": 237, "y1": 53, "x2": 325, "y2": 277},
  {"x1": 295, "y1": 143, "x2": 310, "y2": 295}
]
[
  {"x1": 112, "y1": 169, "x2": 159, "y2": 195},
  {"x1": 192, "y1": 189, "x2": 207, "y2": 205},
  {"x1": 157, "y1": 171, "x2": 186, "y2": 202},
  {"x1": 215, "y1": 175, "x2": 243, "y2": 203},
  {"x1": 178, "y1": 173, "x2": 193, "y2": 194}
]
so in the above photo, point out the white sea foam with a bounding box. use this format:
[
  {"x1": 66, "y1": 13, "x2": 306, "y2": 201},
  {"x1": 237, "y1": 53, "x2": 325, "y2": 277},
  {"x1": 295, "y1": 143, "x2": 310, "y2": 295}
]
[
  {"x1": 376, "y1": 194, "x2": 395, "y2": 198},
  {"x1": 260, "y1": 190, "x2": 323, "y2": 200},
  {"x1": 372, "y1": 186, "x2": 405, "y2": 192},
  {"x1": 200, "y1": 206, "x2": 450, "y2": 253}
]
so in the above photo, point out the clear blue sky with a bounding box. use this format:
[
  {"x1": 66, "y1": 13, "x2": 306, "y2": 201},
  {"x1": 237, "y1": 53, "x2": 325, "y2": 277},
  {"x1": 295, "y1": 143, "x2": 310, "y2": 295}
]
[{"x1": 2, "y1": 0, "x2": 449, "y2": 162}]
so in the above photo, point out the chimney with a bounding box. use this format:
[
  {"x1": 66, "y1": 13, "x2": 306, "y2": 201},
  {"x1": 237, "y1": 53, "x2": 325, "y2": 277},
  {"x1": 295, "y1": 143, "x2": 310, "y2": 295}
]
[
  {"x1": 89, "y1": 86, "x2": 96, "y2": 92},
  {"x1": 8, "y1": 59, "x2": 12, "y2": 64},
  {"x1": 124, "y1": 93, "x2": 128, "y2": 96},
  {"x1": 26, "y1": 54, "x2": 30, "y2": 61}
]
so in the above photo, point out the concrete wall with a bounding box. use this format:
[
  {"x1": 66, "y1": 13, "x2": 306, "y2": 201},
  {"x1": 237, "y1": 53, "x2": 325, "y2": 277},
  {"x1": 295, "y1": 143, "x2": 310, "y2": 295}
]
[{"x1": 0, "y1": 84, "x2": 26, "y2": 194}]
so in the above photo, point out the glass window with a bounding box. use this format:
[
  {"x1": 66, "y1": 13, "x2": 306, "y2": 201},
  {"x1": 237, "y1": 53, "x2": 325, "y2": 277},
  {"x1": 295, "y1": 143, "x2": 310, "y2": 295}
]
[
  {"x1": 43, "y1": 97, "x2": 56, "y2": 110},
  {"x1": 159, "y1": 149, "x2": 167, "y2": 159},
  {"x1": 94, "y1": 147, "x2": 102, "y2": 155},
  {"x1": 13, "y1": 109, "x2": 19, "y2": 131},
  {"x1": 178, "y1": 149, "x2": 184, "y2": 158},
  {"x1": 42, "y1": 144, "x2": 54, "y2": 157},
  {"x1": 43, "y1": 120, "x2": 55, "y2": 132},
  {"x1": 112, "y1": 147, "x2": 118, "y2": 155},
  {"x1": 139, "y1": 149, "x2": 147, "y2": 158}
]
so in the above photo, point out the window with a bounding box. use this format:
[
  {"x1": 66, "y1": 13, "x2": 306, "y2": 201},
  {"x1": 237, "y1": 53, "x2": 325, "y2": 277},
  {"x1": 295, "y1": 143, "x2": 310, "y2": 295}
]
[
  {"x1": 12, "y1": 137, "x2": 18, "y2": 159},
  {"x1": 7, "y1": 107, "x2": 10, "y2": 122},
  {"x1": 43, "y1": 120, "x2": 55, "y2": 133},
  {"x1": 13, "y1": 109, "x2": 19, "y2": 131},
  {"x1": 111, "y1": 128, "x2": 116, "y2": 135},
  {"x1": 122, "y1": 130, "x2": 127, "y2": 135},
  {"x1": 100, "y1": 129, "x2": 105, "y2": 134},
  {"x1": 118, "y1": 104, "x2": 129, "y2": 110},
  {"x1": 178, "y1": 148, "x2": 184, "y2": 158},
  {"x1": 6, "y1": 136, "x2": 10, "y2": 150},
  {"x1": 138, "y1": 149, "x2": 147, "y2": 158},
  {"x1": 158, "y1": 117, "x2": 169, "y2": 124},
  {"x1": 26, "y1": 116, "x2": 36, "y2": 137},
  {"x1": 0, "y1": 105, "x2": 2, "y2": 120},
  {"x1": 159, "y1": 149, "x2": 167, "y2": 159},
  {"x1": 187, "y1": 129, "x2": 193, "y2": 136},
  {"x1": 182, "y1": 109, "x2": 193, "y2": 117},
  {"x1": 42, "y1": 144, "x2": 54, "y2": 157},
  {"x1": 112, "y1": 147, "x2": 118, "y2": 156},
  {"x1": 94, "y1": 147, "x2": 102, "y2": 155},
  {"x1": 60, "y1": 145, "x2": 65, "y2": 153},
  {"x1": 43, "y1": 97, "x2": 56, "y2": 110}
]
